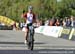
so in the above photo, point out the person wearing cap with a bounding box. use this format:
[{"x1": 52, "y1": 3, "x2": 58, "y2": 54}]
[{"x1": 21, "y1": 6, "x2": 36, "y2": 44}]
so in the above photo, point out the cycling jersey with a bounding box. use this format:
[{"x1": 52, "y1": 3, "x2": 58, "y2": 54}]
[{"x1": 23, "y1": 12, "x2": 36, "y2": 24}]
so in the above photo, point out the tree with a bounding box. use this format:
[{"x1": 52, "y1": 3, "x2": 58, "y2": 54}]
[{"x1": 0, "y1": 0, "x2": 75, "y2": 22}]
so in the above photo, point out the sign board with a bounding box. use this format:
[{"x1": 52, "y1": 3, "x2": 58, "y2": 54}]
[
  {"x1": 0, "y1": 16, "x2": 19, "y2": 27},
  {"x1": 43, "y1": 26, "x2": 63, "y2": 38},
  {"x1": 35, "y1": 26, "x2": 63, "y2": 38}
]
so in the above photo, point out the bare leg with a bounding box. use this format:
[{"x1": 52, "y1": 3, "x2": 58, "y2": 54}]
[{"x1": 24, "y1": 27, "x2": 28, "y2": 43}]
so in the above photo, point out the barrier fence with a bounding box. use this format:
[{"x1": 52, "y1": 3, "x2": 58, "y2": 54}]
[{"x1": 34, "y1": 26, "x2": 75, "y2": 40}]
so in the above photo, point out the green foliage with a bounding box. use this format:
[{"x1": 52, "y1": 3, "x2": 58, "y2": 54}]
[{"x1": 0, "y1": 0, "x2": 75, "y2": 22}]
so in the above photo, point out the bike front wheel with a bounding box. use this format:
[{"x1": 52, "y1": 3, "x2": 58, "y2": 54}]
[{"x1": 27, "y1": 41, "x2": 34, "y2": 50}]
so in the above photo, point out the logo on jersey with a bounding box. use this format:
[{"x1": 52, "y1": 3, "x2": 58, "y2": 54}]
[{"x1": 27, "y1": 13, "x2": 33, "y2": 23}]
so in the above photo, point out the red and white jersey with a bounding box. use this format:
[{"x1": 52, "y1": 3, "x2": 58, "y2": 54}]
[{"x1": 23, "y1": 12, "x2": 36, "y2": 24}]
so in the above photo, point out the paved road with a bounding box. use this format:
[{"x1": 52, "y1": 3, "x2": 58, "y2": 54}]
[{"x1": 0, "y1": 30, "x2": 75, "y2": 54}]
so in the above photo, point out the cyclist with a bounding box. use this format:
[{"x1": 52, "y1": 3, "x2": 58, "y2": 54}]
[{"x1": 21, "y1": 6, "x2": 36, "y2": 44}]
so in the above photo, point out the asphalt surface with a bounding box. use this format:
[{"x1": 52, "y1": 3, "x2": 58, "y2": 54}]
[{"x1": 0, "y1": 30, "x2": 75, "y2": 54}]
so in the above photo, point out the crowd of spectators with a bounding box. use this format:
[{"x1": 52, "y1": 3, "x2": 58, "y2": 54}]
[
  {"x1": 19, "y1": 16, "x2": 75, "y2": 29},
  {"x1": 38, "y1": 16, "x2": 75, "y2": 27}
]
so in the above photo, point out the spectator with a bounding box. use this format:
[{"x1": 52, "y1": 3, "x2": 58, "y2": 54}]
[
  {"x1": 36, "y1": 19, "x2": 40, "y2": 27},
  {"x1": 49, "y1": 19, "x2": 54, "y2": 26},
  {"x1": 60, "y1": 18, "x2": 63, "y2": 26},
  {"x1": 19, "y1": 21, "x2": 23, "y2": 29},
  {"x1": 55, "y1": 19, "x2": 60, "y2": 26},
  {"x1": 39, "y1": 20, "x2": 44, "y2": 26},
  {"x1": 70, "y1": 16, "x2": 74, "y2": 27},
  {"x1": 13, "y1": 22, "x2": 17, "y2": 30},
  {"x1": 45, "y1": 19, "x2": 49, "y2": 26},
  {"x1": 53, "y1": 18, "x2": 57, "y2": 26},
  {"x1": 65, "y1": 18, "x2": 71, "y2": 27},
  {"x1": 62, "y1": 19, "x2": 66, "y2": 27}
]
